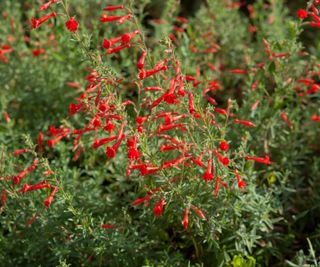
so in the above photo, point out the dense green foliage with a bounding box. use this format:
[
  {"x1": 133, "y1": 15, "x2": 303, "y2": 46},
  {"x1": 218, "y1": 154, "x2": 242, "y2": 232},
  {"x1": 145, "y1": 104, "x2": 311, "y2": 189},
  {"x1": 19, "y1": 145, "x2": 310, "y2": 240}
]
[{"x1": 0, "y1": 0, "x2": 319, "y2": 266}]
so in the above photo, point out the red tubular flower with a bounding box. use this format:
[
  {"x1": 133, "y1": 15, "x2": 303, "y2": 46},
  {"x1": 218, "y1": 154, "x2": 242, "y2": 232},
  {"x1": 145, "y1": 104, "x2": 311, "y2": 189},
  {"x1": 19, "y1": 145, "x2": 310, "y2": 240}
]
[
  {"x1": 31, "y1": 12, "x2": 57, "y2": 29},
  {"x1": 1, "y1": 190, "x2": 7, "y2": 206},
  {"x1": 127, "y1": 135, "x2": 141, "y2": 160},
  {"x1": 39, "y1": 0, "x2": 60, "y2": 11},
  {"x1": 103, "y1": 36, "x2": 122, "y2": 49},
  {"x1": 13, "y1": 149, "x2": 31, "y2": 156},
  {"x1": 311, "y1": 114, "x2": 320, "y2": 122},
  {"x1": 185, "y1": 75, "x2": 196, "y2": 82},
  {"x1": 139, "y1": 65, "x2": 168, "y2": 80},
  {"x1": 4, "y1": 112, "x2": 10, "y2": 123},
  {"x1": 44, "y1": 186, "x2": 58, "y2": 208},
  {"x1": 153, "y1": 199, "x2": 165, "y2": 217},
  {"x1": 106, "y1": 134, "x2": 125, "y2": 158},
  {"x1": 69, "y1": 102, "x2": 83, "y2": 115},
  {"x1": 101, "y1": 224, "x2": 115, "y2": 229},
  {"x1": 297, "y1": 79, "x2": 314, "y2": 85},
  {"x1": 104, "y1": 120, "x2": 116, "y2": 133},
  {"x1": 20, "y1": 181, "x2": 51, "y2": 193},
  {"x1": 137, "y1": 51, "x2": 147, "y2": 69},
  {"x1": 160, "y1": 144, "x2": 180, "y2": 152},
  {"x1": 245, "y1": 155, "x2": 272, "y2": 165},
  {"x1": 100, "y1": 15, "x2": 122, "y2": 22},
  {"x1": 116, "y1": 122, "x2": 126, "y2": 140},
  {"x1": 100, "y1": 14, "x2": 132, "y2": 23},
  {"x1": 131, "y1": 195, "x2": 152, "y2": 206},
  {"x1": 234, "y1": 169, "x2": 246, "y2": 190},
  {"x1": 38, "y1": 132, "x2": 43, "y2": 154},
  {"x1": 182, "y1": 208, "x2": 189, "y2": 230},
  {"x1": 214, "y1": 176, "x2": 221, "y2": 198},
  {"x1": 92, "y1": 136, "x2": 117, "y2": 149},
  {"x1": 251, "y1": 80, "x2": 259, "y2": 91},
  {"x1": 27, "y1": 158, "x2": 39, "y2": 172},
  {"x1": 103, "y1": 5, "x2": 124, "y2": 11},
  {"x1": 162, "y1": 155, "x2": 188, "y2": 170},
  {"x1": 214, "y1": 176, "x2": 228, "y2": 198},
  {"x1": 121, "y1": 30, "x2": 140, "y2": 43},
  {"x1": 107, "y1": 44, "x2": 131, "y2": 54},
  {"x1": 234, "y1": 119, "x2": 256, "y2": 127},
  {"x1": 203, "y1": 158, "x2": 214, "y2": 182},
  {"x1": 310, "y1": 21, "x2": 320, "y2": 27},
  {"x1": 213, "y1": 150, "x2": 229, "y2": 166},
  {"x1": 297, "y1": 9, "x2": 308, "y2": 20},
  {"x1": 32, "y1": 48, "x2": 45, "y2": 57},
  {"x1": 157, "y1": 123, "x2": 186, "y2": 133},
  {"x1": 190, "y1": 157, "x2": 206, "y2": 168},
  {"x1": 149, "y1": 94, "x2": 166, "y2": 109},
  {"x1": 66, "y1": 17, "x2": 78, "y2": 32},
  {"x1": 90, "y1": 116, "x2": 102, "y2": 128},
  {"x1": 280, "y1": 111, "x2": 292, "y2": 129},
  {"x1": 144, "y1": 86, "x2": 163, "y2": 92},
  {"x1": 206, "y1": 96, "x2": 217, "y2": 105},
  {"x1": 192, "y1": 205, "x2": 206, "y2": 220},
  {"x1": 118, "y1": 14, "x2": 133, "y2": 24},
  {"x1": 251, "y1": 100, "x2": 260, "y2": 111},
  {"x1": 214, "y1": 107, "x2": 228, "y2": 116},
  {"x1": 72, "y1": 147, "x2": 82, "y2": 161},
  {"x1": 13, "y1": 158, "x2": 38, "y2": 185},
  {"x1": 230, "y1": 69, "x2": 248, "y2": 74},
  {"x1": 219, "y1": 141, "x2": 229, "y2": 151},
  {"x1": 311, "y1": 5, "x2": 319, "y2": 15},
  {"x1": 177, "y1": 75, "x2": 185, "y2": 96},
  {"x1": 188, "y1": 91, "x2": 196, "y2": 114},
  {"x1": 175, "y1": 59, "x2": 180, "y2": 75},
  {"x1": 47, "y1": 134, "x2": 66, "y2": 148}
]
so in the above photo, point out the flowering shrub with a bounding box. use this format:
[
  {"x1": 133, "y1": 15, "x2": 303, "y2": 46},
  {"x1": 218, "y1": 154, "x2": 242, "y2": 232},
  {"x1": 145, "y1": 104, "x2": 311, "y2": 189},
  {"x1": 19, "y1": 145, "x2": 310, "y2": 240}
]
[{"x1": 0, "y1": 0, "x2": 319, "y2": 266}]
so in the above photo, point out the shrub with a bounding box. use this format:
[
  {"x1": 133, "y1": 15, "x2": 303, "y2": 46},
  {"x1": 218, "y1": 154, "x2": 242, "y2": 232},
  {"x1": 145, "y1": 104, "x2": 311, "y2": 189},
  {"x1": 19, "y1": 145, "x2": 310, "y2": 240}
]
[{"x1": 0, "y1": 0, "x2": 319, "y2": 266}]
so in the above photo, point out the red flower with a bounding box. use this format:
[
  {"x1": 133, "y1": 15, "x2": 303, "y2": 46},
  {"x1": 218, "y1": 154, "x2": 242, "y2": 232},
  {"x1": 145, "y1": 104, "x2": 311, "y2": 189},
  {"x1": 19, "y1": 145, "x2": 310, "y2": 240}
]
[
  {"x1": 297, "y1": 9, "x2": 308, "y2": 20},
  {"x1": 13, "y1": 149, "x2": 31, "y2": 156},
  {"x1": 13, "y1": 158, "x2": 39, "y2": 185},
  {"x1": 106, "y1": 134, "x2": 125, "y2": 158},
  {"x1": 31, "y1": 12, "x2": 57, "y2": 29},
  {"x1": 101, "y1": 224, "x2": 115, "y2": 229},
  {"x1": 280, "y1": 111, "x2": 292, "y2": 129},
  {"x1": 32, "y1": 48, "x2": 45, "y2": 57},
  {"x1": 103, "y1": 5, "x2": 124, "y2": 11},
  {"x1": 245, "y1": 155, "x2": 272, "y2": 165},
  {"x1": 137, "y1": 51, "x2": 147, "y2": 69},
  {"x1": 219, "y1": 141, "x2": 229, "y2": 151},
  {"x1": 311, "y1": 114, "x2": 320, "y2": 122},
  {"x1": 182, "y1": 208, "x2": 189, "y2": 229},
  {"x1": 213, "y1": 150, "x2": 229, "y2": 167},
  {"x1": 234, "y1": 169, "x2": 246, "y2": 190},
  {"x1": 192, "y1": 205, "x2": 206, "y2": 220},
  {"x1": 121, "y1": 30, "x2": 140, "y2": 43},
  {"x1": 127, "y1": 135, "x2": 141, "y2": 160},
  {"x1": 234, "y1": 119, "x2": 256, "y2": 127},
  {"x1": 44, "y1": 186, "x2": 58, "y2": 208},
  {"x1": 153, "y1": 199, "x2": 165, "y2": 217},
  {"x1": 203, "y1": 158, "x2": 214, "y2": 182},
  {"x1": 39, "y1": 0, "x2": 60, "y2": 11},
  {"x1": 131, "y1": 195, "x2": 152, "y2": 206},
  {"x1": 66, "y1": 17, "x2": 78, "y2": 32},
  {"x1": 20, "y1": 181, "x2": 51, "y2": 193},
  {"x1": 1, "y1": 190, "x2": 7, "y2": 206},
  {"x1": 4, "y1": 111, "x2": 10, "y2": 123}
]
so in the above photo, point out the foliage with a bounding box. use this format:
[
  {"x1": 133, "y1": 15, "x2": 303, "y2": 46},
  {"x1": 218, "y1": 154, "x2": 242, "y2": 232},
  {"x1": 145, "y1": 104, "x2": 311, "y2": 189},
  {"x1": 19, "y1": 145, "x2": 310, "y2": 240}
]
[{"x1": 0, "y1": 0, "x2": 319, "y2": 266}]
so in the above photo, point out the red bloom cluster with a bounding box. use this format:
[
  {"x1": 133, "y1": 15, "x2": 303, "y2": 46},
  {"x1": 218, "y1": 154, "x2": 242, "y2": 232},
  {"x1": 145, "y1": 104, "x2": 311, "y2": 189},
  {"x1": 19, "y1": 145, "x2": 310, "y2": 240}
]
[{"x1": 66, "y1": 17, "x2": 78, "y2": 32}]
